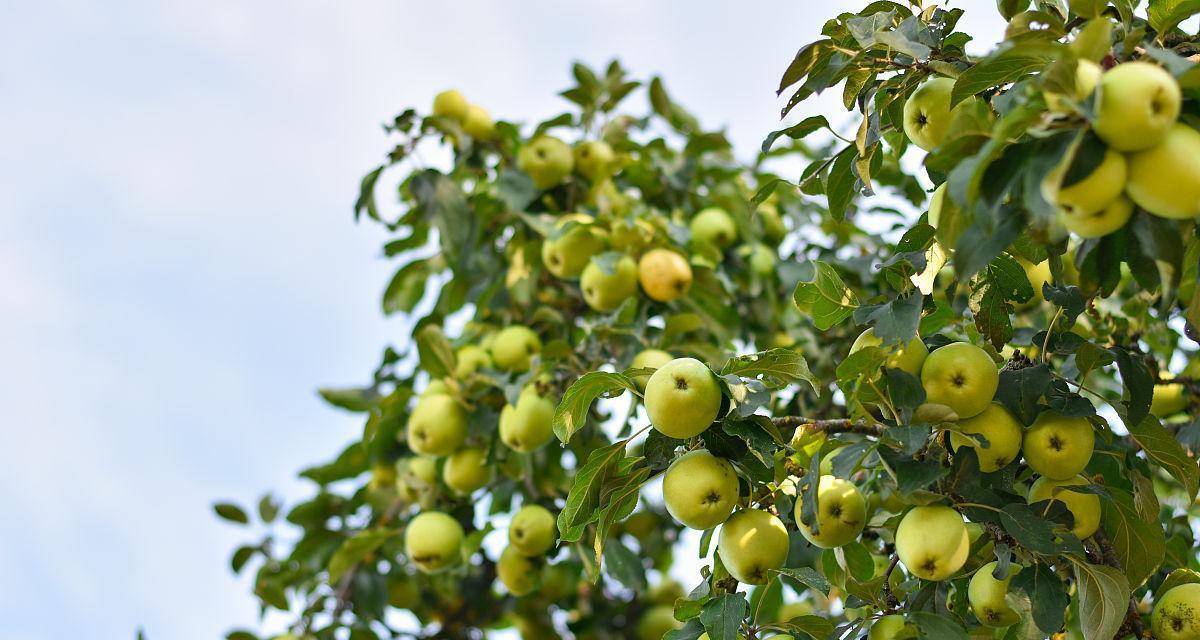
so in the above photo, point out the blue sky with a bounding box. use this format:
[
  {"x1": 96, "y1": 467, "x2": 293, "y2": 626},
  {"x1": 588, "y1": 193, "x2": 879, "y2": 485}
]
[{"x1": 0, "y1": 1, "x2": 1007, "y2": 638}]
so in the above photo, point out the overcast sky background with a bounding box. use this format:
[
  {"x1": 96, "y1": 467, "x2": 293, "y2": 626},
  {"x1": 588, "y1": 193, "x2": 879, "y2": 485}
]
[{"x1": 0, "y1": 2, "x2": 1011, "y2": 638}]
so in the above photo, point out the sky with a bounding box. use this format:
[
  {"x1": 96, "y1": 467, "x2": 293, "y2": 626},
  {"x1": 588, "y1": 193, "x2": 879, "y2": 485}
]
[{"x1": 0, "y1": 1, "x2": 1006, "y2": 638}]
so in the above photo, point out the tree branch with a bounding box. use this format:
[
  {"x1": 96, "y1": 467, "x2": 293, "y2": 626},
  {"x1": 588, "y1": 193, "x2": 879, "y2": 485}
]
[{"x1": 772, "y1": 416, "x2": 885, "y2": 437}]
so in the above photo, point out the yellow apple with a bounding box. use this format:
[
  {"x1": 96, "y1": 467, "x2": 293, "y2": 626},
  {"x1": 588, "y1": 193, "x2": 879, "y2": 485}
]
[
  {"x1": 1041, "y1": 148, "x2": 1127, "y2": 217},
  {"x1": 1126, "y1": 123, "x2": 1200, "y2": 220},
  {"x1": 1152, "y1": 381, "x2": 1190, "y2": 417},
  {"x1": 948, "y1": 403, "x2": 1023, "y2": 472},
  {"x1": 398, "y1": 456, "x2": 439, "y2": 504},
  {"x1": 1046, "y1": 59, "x2": 1102, "y2": 113},
  {"x1": 454, "y1": 345, "x2": 492, "y2": 377},
  {"x1": 849, "y1": 328, "x2": 929, "y2": 376},
  {"x1": 1028, "y1": 474, "x2": 1100, "y2": 539},
  {"x1": 1059, "y1": 194, "x2": 1134, "y2": 238},
  {"x1": 1093, "y1": 61, "x2": 1182, "y2": 152},
  {"x1": 663, "y1": 449, "x2": 740, "y2": 530},
  {"x1": 497, "y1": 546, "x2": 538, "y2": 596},
  {"x1": 517, "y1": 136, "x2": 574, "y2": 189},
  {"x1": 462, "y1": 104, "x2": 495, "y2": 140},
  {"x1": 442, "y1": 447, "x2": 491, "y2": 495},
  {"x1": 796, "y1": 475, "x2": 866, "y2": 548},
  {"x1": 903, "y1": 77, "x2": 969, "y2": 151},
  {"x1": 778, "y1": 601, "x2": 814, "y2": 621},
  {"x1": 406, "y1": 393, "x2": 467, "y2": 456},
  {"x1": 432, "y1": 90, "x2": 469, "y2": 122},
  {"x1": 580, "y1": 254, "x2": 639, "y2": 312},
  {"x1": 690, "y1": 207, "x2": 738, "y2": 249},
  {"x1": 629, "y1": 348, "x2": 674, "y2": 390},
  {"x1": 499, "y1": 385, "x2": 556, "y2": 453},
  {"x1": 718, "y1": 509, "x2": 790, "y2": 584},
  {"x1": 869, "y1": 615, "x2": 917, "y2": 640},
  {"x1": 490, "y1": 325, "x2": 542, "y2": 372},
  {"x1": 895, "y1": 505, "x2": 970, "y2": 581},
  {"x1": 1023, "y1": 411, "x2": 1094, "y2": 480},
  {"x1": 574, "y1": 141, "x2": 615, "y2": 180},
  {"x1": 541, "y1": 214, "x2": 607, "y2": 280},
  {"x1": 422, "y1": 378, "x2": 449, "y2": 397},
  {"x1": 747, "y1": 243, "x2": 777, "y2": 276},
  {"x1": 644, "y1": 357, "x2": 723, "y2": 438},
  {"x1": 1153, "y1": 583, "x2": 1200, "y2": 640},
  {"x1": 969, "y1": 561, "x2": 1022, "y2": 627},
  {"x1": 638, "y1": 248, "x2": 693, "y2": 302},
  {"x1": 405, "y1": 511, "x2": 463, "y2": 573},
  {"x1": 636, "y1": 605, "x2": 682, "y2": 640},
  {"x1": 509, "y1": 503, "x2": 557, "y2": 556},
  {"x1": 919, "y1": 342, "x2": 999, "y2": 420}
]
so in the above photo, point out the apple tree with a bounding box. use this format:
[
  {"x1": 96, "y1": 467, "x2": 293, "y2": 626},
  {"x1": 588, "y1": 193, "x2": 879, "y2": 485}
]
[{"x1": 218, "y1": 2, "x2": 1200, "y2": 639}]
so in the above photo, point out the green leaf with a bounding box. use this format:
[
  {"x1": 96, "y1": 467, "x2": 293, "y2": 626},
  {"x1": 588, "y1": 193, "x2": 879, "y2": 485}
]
[
  {"x1": 1128, "y1": 414, "x2": 1200, "y2": 501},
  {"x1": 382, "y1": 259, "x2": 430, "y2": 315},
  {"x1": 700, "y1": 592, "x2": 748, "y2": 640},
  {"x1": 602, "y1": 537, "x2": 648, "y2": 591},
  {"x1": 774, "y1": 566, "x2": 833, "y2": 596},
  {"x1": 1148, "y1": 0, "x2": 1200, "y2": 34},
  {"x1": 410, "y1": 170, "x2": 475, "y2": 273},
  {"x1": 999, "y1": 503, "x2": 1082, "y2": 555},
  {"x1": 1111, "y1": 346, "x2": 1154, "y2": 427},
  {"x1": 776, "y1": 615, "x2": 836, "y2": 640},
  {"x1": 950, "y1": 36, "x2": 1058, "y2": 106},
  {"x1": 317, "y1": 386, "x2": 381, "y2": 412},
  {"x1": 1070, "y1": 560, "x2": 1130, "y2": 640},
  {"x1": 594, "y1": 465, "x2": 650, "y2": 567},
  {"x1": 721, "y1": 348, "x2": 819, "y2": 393},
  {"x1": 354, "y1": 165, "x2": 384, "y2": 222},
  {"x1": 826, "y1": 147, "x2": 858, "y2": 221},
  {"x1": 969, "y1": 253, "x2": 1034, "y2": 349},
  {"x1": 1010, "y1": 562, "x2": 1069, "y2": 634},
  {"x1": 793, "y1": 261, "x2": 858, "y2": 331},
  {"x1": 553, "y1": 372, "x2": 637, "y2": 444},
  {"x1": 257, "y1": 495, "x2": 279, "y2": 524},
  {"x1": 911, "y1": 611, "x2": 968, "y2": 640},
  {"x1": 213, "y1": 502, "x2": 249, "y2": 525},
  {"x1": 497, "y1": 169, "x2": 537, "y2": 212},
  {"x1": 1160, "y1": 567, "x2": 1200, "y2": 593},
  {"x1": 777, "y1": 40, "x2": 835, "y2": 94},
  {"x1": 1101, "y1": 489, "x2": 1166, "y2": 588},
  {"x1": 328, "y1": 528, "x2": 398, "y2": 584},
  {"x1": 995, "y1": 363, "x2": 1052, "y2": 426},
  {"x1": 761, "y1": 116, "x2": 831, "y2": 154},
  {"x1": 231, "y1": 545, "x2": 257, "y2": 573},
  {"x1": 557, "y1": 441, "x2": 627, "y2": 541},
  {"x1": 415, "y1": 324, "x2": 456, "y2": 379}
]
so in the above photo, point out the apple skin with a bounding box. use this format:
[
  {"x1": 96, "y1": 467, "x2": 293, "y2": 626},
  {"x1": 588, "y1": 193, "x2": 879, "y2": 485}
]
[
  {"x1": 796, "y1": 475, "x2": 866, "y2": 548},
  {"x1": 1126, "y1": 123, "x2": 1200, "y2": 220},
  {"x1": 1046, "y1": 59, "x2": 1102, "y2": 113},
  {"x1": 499, "y1": 385, "x2": 556, "y2": 453},
  {"x1": 759, "y1": 202, "x2": 787, "y2": 243},
  {"x1": 1059, "y1": 194, "x2": 1134, "y2": 239},
  {"x1": 490, "y1": 325, "x2": 542, "y2": 373},
  {"x1": 869, "y1": 615, "x2": 917, "y2": 640},
  {"x1": 1022, "y1": 411, "x2": 1094, "y2": 480},
  {"x1": 509, "y1": 503, "x2": 557, "y2": 556},
  {"x1": 919, "y1": 342, "x2": 1000, "y2": 420},
  {"x1": 432, "y1": 90, "x2": 469, "y2": 122},
  {"x1": 663, "y1": 449, "x2": 740, "y2": 530},
  {"x1": 580, "y1": 254, "x2": 639, "y2": 312},
  {"x1": 497, "y1": 546, "x2": 538, "y2": 596},
  {"x1": 454, "y1": 345, "x2": 492, "y2": 377},
  {"x1": 636, "y1": 605, "x2": 682, "y2": 640},
  {"x1": 629, "y1": 348, "x2": 674, "y2": 390},
  {"x1": 1042, "y1": 148, "x2": 1127, "y2": 217},
  {"x1": 648, "y1": 580, "x2": 684, "y2": 605},
  {"x1": 541, "y1": 214, "x2": 607, "y2": 280},
  {"x1": 644, "y1": 357, "x2": 723, "y2": 438},
  {"x1": 895, "y1": 505, "x2": 970, "y2": 581},
  {"x1": 462, "y1": 104, "x2": 495, "y2": 140},
  {"x1": 1028, "y1": 474, "x2": 1100, "y2": 539},
  {"x1": 638, "y1": 248, "x2": 693, "y2": 302},
  {"x1": 903, "y1": 77, "x2": 961, "y2": 151},
  {"x1": 406, "y1": 393, "x2": 467, "y2": 456},
  {"x1": 398, "y1": 456, "x2": 439, "y2": 504},
  {"x1": 690, "y1": 207, "x2": 738, "y2": 249},
  {"x1": 1152, "y1": 583, "x2": 1200, "y2": 640},
  {"x1": 777, "y1": 601, "x2": 814, "y2": 621},
  {"x1": 442, "y1": 447, "x2": 491, "y2": 495},
  {"x1": 850, "y1": 328, "x2": 929, "y2": 376},
  {"x1": 1093, "y1": 61, "x2": 1182, "y2": 152},
  {"x1": 747, "y1": 243, "x2": 777, "y2": 276},
  {"x1": 718, "y1": 509, "x2": 790, "y2": 584},
  {"x1": 969, "y1": 561, "x2": 1022, "y2": 627},
  {"x1": 574, "y1": 141, "x2": 615, "y2": 180},
  {"x1": 404, "y1": 511, "x2": 464, "y2": 573},
  {"x1": 949, "y1": 403, "x2": 1024, "y2": 472},
  {"x1": 517, "y1": 136, "x2": 574, "y2": 189},
  {"x1": 1152, "y1": 382, "x2": 1190, "y2": 417}
]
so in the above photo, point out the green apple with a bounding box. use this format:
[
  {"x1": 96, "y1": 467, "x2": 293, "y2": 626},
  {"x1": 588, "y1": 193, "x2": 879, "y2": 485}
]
[
  {"x1": 574, "y1": 140, "x2": 615, "y2": 180},
  {"x1": 369, "y1": 461, "x2": 398, "y2": 490},
  {"x1": 1046, "y1": 59, "x2": 1102, "y2": 113},
  {"x1": 509, "y1": 504, "x2": 557, "y2": 556},
  {"x1": 442, "y1": 447, "x2": 491, "y2": 495},
  {"x1": 648, "y1": 579, "x2": 684, "y2": 605},
  {"x1": 1059, "y1": 194, "x2": 1134, "y2": 238},
  {"x1": 406, "y1": 393, "x2": 467, "y2": 456},
  {"x1": 580, "y1": 254, "x2": 638, "y2": 312},
  {"x1": 746, "y1": 243, "x2": 777, "y2": 276},
  {"x1": 1042, "y1": 148, "x2": 1127, "y2": 217},
  {"x1": 541, "y1": 214, "x2": 607, "y2": 279},
  {"x1": 1126, "y1": 123, "x2": 1200, "y2": 220},
  {"x1": 636, "y1": 605, "x2": 682, "y2": 640},
  {"x1": 902, "y1": 77, "x2": 959, "y2": 151},
  {"x1": 869, "y1": 615, "x2": 917, "y2": 640},
  {"x1": 497, "y1": 546, "x2": 539, "y2": 596},
  {"x1": 777, "y1": 601, "x2": 814, "y2": 621},
  {"x1": 1023, "y1": 411, "x2": 1094, "y2": 480},
  {"x1": 948, "y1": 403, "x2": 1023, "y2": 472},
  {"x1": 432, "y1": 90, "x2": 469, "y2": 122},
  {"x1": 759, "y1": 202, "x2": 787, "y2": 243},
  {"x1": 718, "y1": 509, "x2": 790, "y2": 584},
  {"x1": 1152, "y1": 583, "x2": 1200, "y2": 640},
  {"x1": 638, "y1": 247, "x2": 693, "y2": 302},
  {"x1": 517, "y1": 136, "x2": 574, "y2": 189},
  {"x1": 387, "y1": 572, "x2": 420, "y2": 609},
  {"x1": 663, "y1": 449, "x2": 740, "y2": 530},
  {"x1": 1021, "y1": 259, "x2": 1052, "y2": 308},
  {"x1": 490, "y1": 325, "x2": 542, "y2": 372},
  {"x1": 462, "y1": 104, "x2": 495, "y2": 140},
  {"x1": 422, "y1": 378, "x2": 449, "y2": 397},
  {"x1": 398, "y1": 456, "x2": 439, "y2": 504},
  {"x1": 1094, "y1": 61, "x2": 1182, "y2": 152},
  {"x1": 969, "y1": 561, "x2": 1021, "y2": 627},
  {"x1": 454, "y1": 345, "x2": 492, "y2": 377},
  {"x1": 1152, "y1": 381, "x2": 1190, "y2": 417},
  {"x1": 644, "y1": 357, "x2": 723, "y2": 438},
  {"x1": 850, "y1": 328, "x2": 929, "y2": 376},
  {"x1": 690, "y1": 207, "x2": 738, "y2": 249},
  {"x1": 919, "y1": 342, "x2": 999, "y2": 420},
  {"x1": 796, "y1": 475, "x2": 866, "y2": 548},
  {"x1": 895, "y1": 505, "x2": 970, "y2": 581},
  {"x1": 499, "y1": 385, "x2": 556, "y2": 453},
  {"x1": 1028, "y1": 474, "x2": 1100, "y2": 539},
  {"x1": 629, "y1": 348, "x2": 674, "y2": 390},
  {"x1": 405, "y1": 511, "x2": 463, "y2": 573}
]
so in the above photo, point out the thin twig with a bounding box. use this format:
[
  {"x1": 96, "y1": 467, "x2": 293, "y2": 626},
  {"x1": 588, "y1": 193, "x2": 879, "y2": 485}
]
[{"x1": 771, "y1": 416, "x2": 886, "y2": 437}]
